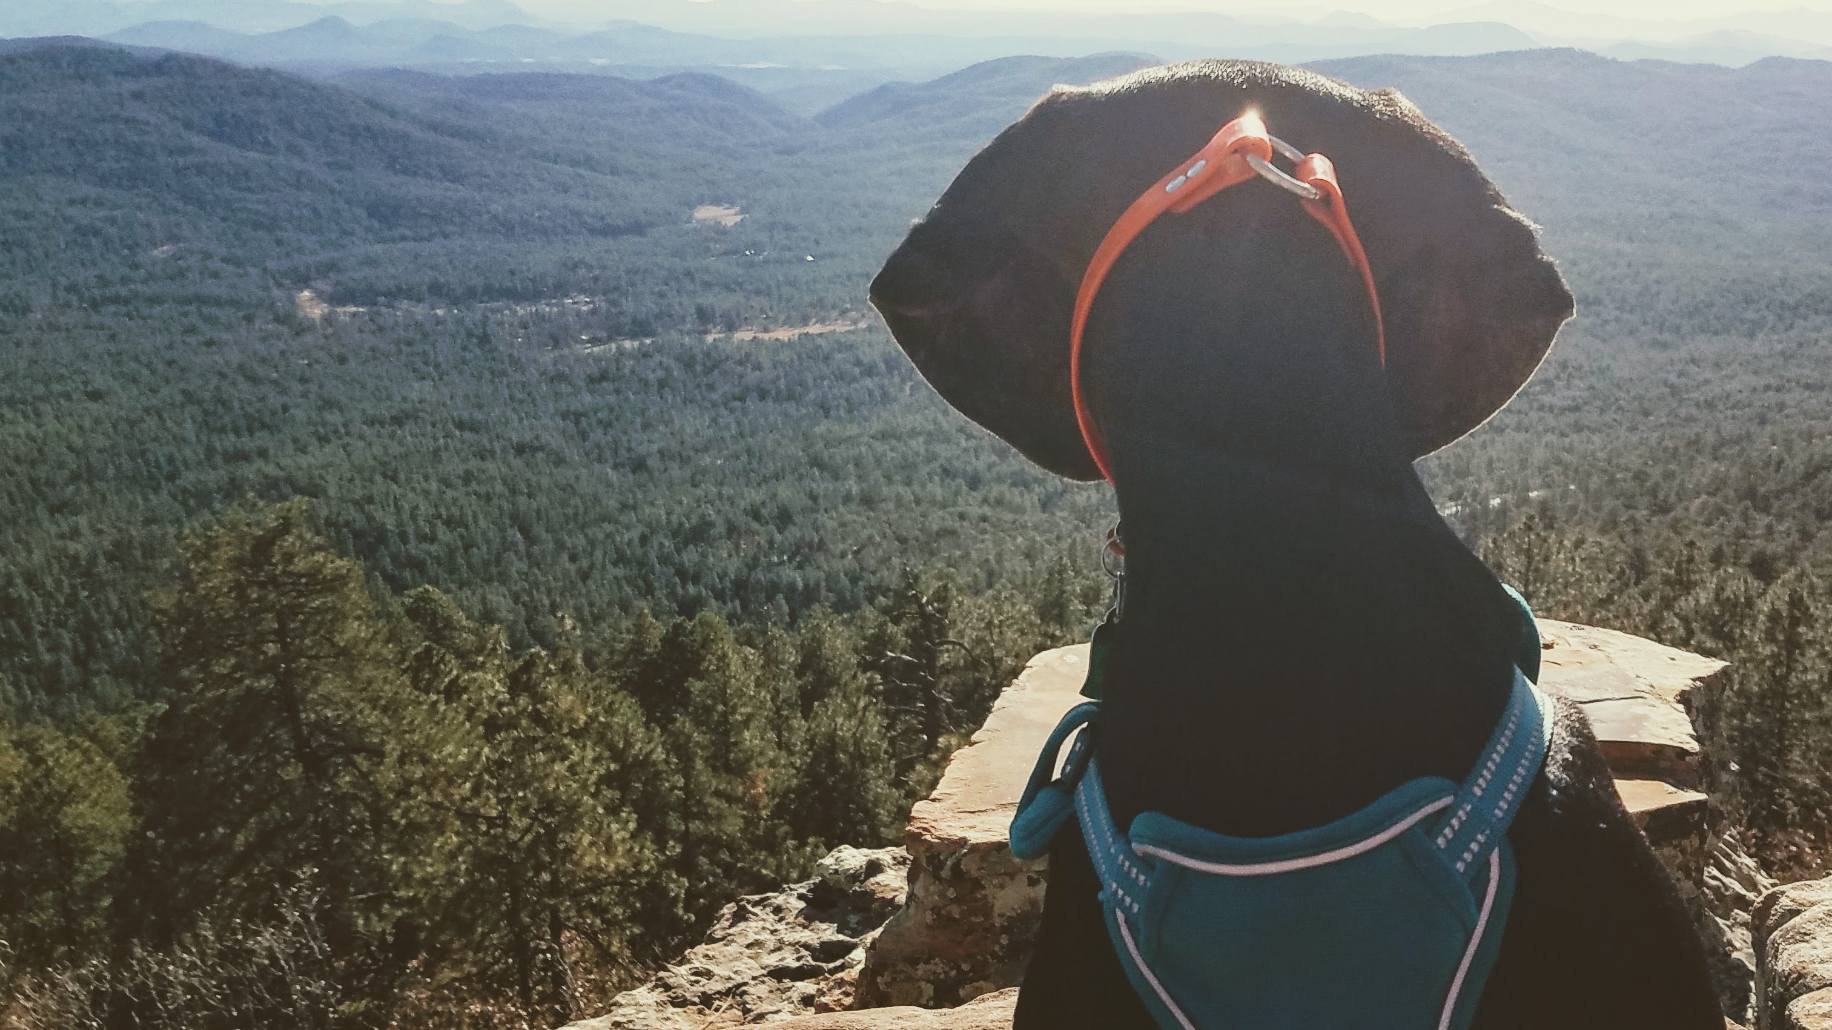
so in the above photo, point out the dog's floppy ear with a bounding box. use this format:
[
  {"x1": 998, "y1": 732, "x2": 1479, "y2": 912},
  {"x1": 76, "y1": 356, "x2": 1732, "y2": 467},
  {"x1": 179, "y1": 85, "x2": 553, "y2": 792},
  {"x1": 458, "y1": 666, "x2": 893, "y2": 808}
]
[
  {"x1": 1334, "y1": 85, "x2": 1575, "y2": 458},
  {"x1": 871, "y1": 89, "x2": 1101, "y2": 480},
  {"x1": 871, "y1": 63, "x2": 1575, "y2": 480}
]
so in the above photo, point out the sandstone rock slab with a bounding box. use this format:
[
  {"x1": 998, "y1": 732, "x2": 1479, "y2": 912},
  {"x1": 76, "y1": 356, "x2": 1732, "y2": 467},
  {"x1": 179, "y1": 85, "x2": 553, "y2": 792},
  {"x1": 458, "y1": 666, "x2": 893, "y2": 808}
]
[
  {"x1": 768, "y1": 988, "x2": 1016, "y2": 1029},
  {"x1": 1756, "y1": 877, "x2": 1832, "y2": 1030},
  {"x1": 1788, "y1": 990, "x2": 1832, "y2": 1030},
  {"x1": 1618, "y1": 778, "x2": 1711, "y2": 844},
  {"x1": 1537, "y1": 619, "x2": 1726, "y2": 788},
  {"x1": 853, "y1": 646, "x2": 1086, "y2": 1008},
  {"x1": 561, "y1": 847, "x2": 909, "y2": 1029}
]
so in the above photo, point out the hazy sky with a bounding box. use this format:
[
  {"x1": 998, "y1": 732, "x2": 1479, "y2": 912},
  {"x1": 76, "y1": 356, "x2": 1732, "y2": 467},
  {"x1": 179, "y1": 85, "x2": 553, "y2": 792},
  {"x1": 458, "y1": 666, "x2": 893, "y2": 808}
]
[
  {"x1": 853, "y1": 0, "x2": 1831, "y2": 16},
  {"x1": 494, "y1": 0, "x2": 1832, "y2": 51},
  {"x1": 514, "y1": 0, "x2": 1832, "y2": 27}
]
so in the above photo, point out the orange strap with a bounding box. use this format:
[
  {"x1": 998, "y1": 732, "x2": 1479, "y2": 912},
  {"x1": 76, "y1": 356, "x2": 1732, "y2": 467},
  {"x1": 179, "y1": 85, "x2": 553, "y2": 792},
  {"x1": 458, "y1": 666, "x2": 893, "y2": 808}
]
[{"x1": 1068, "y1": 110, "x2": 1386, "y2": 484}]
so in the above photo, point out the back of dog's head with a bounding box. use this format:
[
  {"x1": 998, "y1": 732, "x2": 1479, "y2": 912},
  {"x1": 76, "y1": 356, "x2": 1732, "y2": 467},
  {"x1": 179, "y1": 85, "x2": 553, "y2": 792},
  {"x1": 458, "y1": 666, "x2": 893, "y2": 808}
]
[{"x1": 871, "y1": 60, "x2": 1575, "y2": 482}]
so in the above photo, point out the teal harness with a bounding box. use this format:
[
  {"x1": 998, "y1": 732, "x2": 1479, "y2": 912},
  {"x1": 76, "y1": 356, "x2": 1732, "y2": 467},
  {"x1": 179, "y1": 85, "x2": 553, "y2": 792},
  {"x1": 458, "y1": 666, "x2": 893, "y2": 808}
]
[{"x1": 1010, "y1": 589, "x2": 1551, "y2": 1029}]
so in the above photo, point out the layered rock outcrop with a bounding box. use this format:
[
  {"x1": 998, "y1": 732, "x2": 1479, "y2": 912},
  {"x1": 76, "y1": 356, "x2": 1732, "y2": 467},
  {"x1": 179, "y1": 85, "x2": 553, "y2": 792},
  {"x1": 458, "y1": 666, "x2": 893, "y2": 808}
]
[
  {"x1": 852, "y1": 647, "x2": 1086, "y2": 1010},
  {"x1": 563, "y1": 847, "x2": 908, "y2": 1029},
  {"x1": 765, "y1": 989, "x2": 1017, "y2": 1029},
  {"x1": 573, "y1": 619, "x2": 1769, "y2": 1029},
  {"x1": 1755, "y1": 876, "x2": 1832, "y2": 1029}
]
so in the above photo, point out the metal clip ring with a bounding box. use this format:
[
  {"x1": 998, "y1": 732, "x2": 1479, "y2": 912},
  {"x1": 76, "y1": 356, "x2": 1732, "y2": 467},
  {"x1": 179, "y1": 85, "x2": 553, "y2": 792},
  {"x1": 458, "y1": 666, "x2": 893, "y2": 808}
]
[
  {"x1": 1245, "y1": 134, "x2": 1322, "y2": 201},
  {"x1": 1267, "y1": 134, "x2": 1307, "y2": 164},
  {"x1": 1100, "y1": 530, "x2": 1125, "y2": 580}
]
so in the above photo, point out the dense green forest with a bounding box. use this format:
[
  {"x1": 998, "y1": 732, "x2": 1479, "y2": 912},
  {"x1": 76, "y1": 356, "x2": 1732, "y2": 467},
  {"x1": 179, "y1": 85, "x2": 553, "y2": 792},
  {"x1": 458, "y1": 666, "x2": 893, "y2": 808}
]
[
  {"x1": 0, "y1": 502, "x2": 1090, "y2": 1027},
  {"x1": 2, "y1": 39, "x2": 1831, "y2": 1027}
]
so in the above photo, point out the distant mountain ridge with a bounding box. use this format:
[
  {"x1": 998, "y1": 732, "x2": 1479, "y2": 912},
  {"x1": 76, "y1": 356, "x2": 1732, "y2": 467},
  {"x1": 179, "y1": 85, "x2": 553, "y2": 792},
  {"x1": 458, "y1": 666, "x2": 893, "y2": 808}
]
[
  {"x1": 0, "y1": 44, "x2": 815, "y2": 309},
  {"x1": 337, "y1": 63, "x2": 813, "y2": 151},
  {"x1": 0, "y1": 0, "x2": 528, "y2": 37},
  {"x1": 9, "y1": 0, "x2": 1832, "y2": 70},
  {"x1": 88, "y1": 14, "x2": 1552, "y2": 74},
  {"x1": 815, "y1": 53, "x2": 1157, "y2": 133},
  {"x1": 6, "y1": 40, "x2": 1829, "y2": 317}
]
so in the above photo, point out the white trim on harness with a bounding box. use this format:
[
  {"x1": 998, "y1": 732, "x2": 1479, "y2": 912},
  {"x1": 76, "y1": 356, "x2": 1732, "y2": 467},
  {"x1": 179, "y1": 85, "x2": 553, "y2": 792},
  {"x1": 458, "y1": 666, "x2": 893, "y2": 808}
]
[
  {"x1": 1117, "y1": 911, "x2": 1198, "y2": 1030},
  {"x1": 1439, "y1": 847, "x2": 1502, "y2": 1030},
  {"x1": 1130, "y1": 796, "x2": 1455, "y2": 877}
]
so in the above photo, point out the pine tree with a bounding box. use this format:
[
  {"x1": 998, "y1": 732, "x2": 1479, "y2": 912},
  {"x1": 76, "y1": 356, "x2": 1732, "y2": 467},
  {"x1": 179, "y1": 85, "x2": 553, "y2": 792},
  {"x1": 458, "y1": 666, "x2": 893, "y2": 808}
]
[
  {"x1": 870, "y1": 569, "x2": 967, "y2": 771},
  {"x1": 129, "y1": 502, "x2": 416, "y2": 995},
  {"x1": 397, "y1": 592, "x2": 674, "y2": 1021},
  {"x1": 0, "y1": 725, "x2": 131, "y2": 970},
  {"x1": 1033, "y1": 555, "x2": 1082, "y2": 642},
  {"x1": 796, "y1": 672, "x2": 900, "y2": 848},
  {"x1": 645, "y1": 612, "x2": 798, "y2": 925},
  {"x1": 1734, "y1": 574, "x2": 1829, "y2": 835}
]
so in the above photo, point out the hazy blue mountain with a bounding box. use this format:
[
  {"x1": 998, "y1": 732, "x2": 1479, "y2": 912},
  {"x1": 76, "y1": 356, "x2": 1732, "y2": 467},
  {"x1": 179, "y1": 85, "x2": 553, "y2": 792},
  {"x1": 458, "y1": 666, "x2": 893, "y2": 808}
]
[
  {"x1": 1446, "y1": 1, "x2": 1832, "y2": 49},
  {"x1": 16, "y1": 0, "x2": 1832, "y2": 70},
  {"x1": 815, "y1": 52, "x2": 1157, "y2": 133},
  {"x1": 8, "y1": 40, "x2": 1831, "y2": 319},
  {"x1": 106, "y1": 19, "x2": 249, "y2": 52},
  {"x1": 0, "y1": 34, "x2": 148, "y2": 55},
  {"x1": 0, "y1": 44, "x2": 777, "y2": 302},
  {"x1": 2, "y1": 0, "x2": 531, "y2": 38},
  {"x1": 338, "y1": 64, "x2": 813, "y2": 148},
  {"x1": 238, "y1": 15, "x2": 478, "y2": 64},
  {"x1": 1598, "y1": 30, "x2": 1832, "y2": 66},
  {"x1": 52, "y1": 4, "x2": 1825, "y2": 85},
  {"x1": 1393, "y1": 21, "x2": 1539, "y2": 55},
  {"x1": 542, "y1": 0, "x2": 1832, "y2": 53},
  {"x1": 403, "y1": 31, "x2": 514, "y2": 63},
  {"x1": 91, "y1": 13, "x2": 1549, "y2": 74}
]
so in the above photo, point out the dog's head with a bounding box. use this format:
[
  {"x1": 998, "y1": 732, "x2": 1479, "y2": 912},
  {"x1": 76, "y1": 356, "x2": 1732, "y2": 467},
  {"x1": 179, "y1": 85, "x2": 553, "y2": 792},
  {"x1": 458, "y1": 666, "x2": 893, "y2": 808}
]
[{"x1": 870, "y1": 60, "x2": 1575, "y2": 481}]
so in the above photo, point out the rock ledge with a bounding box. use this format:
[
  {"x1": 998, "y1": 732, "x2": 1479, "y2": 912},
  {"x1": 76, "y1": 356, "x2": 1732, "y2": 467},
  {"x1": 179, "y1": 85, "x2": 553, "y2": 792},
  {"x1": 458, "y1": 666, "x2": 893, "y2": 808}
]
[{"x1": 561, "y1": 847, "x2": 908, "y2": 1029}]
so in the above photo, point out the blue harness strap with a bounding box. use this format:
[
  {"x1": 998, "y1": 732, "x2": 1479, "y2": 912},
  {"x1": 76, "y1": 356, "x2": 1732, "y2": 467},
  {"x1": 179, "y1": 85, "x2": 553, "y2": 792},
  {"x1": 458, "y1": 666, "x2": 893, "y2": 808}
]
[
  {"x1": 1010, "y1": 591, "x2": 1553, "y2": 1029},
  {"x1": 1433, "y1": 670, "x2": 1548, "y2": 878},
  {"x1": 1010, "y1": 700, "x2": 1100, "y2": 860}
]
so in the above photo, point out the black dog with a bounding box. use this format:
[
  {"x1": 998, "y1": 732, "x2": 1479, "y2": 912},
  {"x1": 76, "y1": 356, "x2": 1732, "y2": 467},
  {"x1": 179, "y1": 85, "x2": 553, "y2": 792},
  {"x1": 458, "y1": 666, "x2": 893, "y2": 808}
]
[{"x1": 871, "y1": 61, "x2": 1724, "y2": 1028}]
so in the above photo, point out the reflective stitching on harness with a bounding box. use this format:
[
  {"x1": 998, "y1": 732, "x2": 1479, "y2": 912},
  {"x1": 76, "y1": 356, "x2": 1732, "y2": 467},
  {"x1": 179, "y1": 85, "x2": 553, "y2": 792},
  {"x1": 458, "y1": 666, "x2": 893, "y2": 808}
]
[
  {"x1": 1493, "y1": 751, "x2": 1533, "y2": 821},
  {"x1": 1435, "y1": 807, "x2": 1469, "y2": 848},
  {"x1": 1437, "y1": 701, "x2": 1521, "y2": 847},
  {"x1": 1439, "y1": 848, "x2": 1502, "y2": 1030},
  {"x1": 1117, "y1": 912, "x2": 1197, "y2": 1030},
  {"x1": 1132, "y1": 797, "x2": 1454, "y2": 876},
  {"x1": 1456, "y1": 830, "x2": 1489, "y2": 874},
  {"x1": 1079, "y1": 776, "x2": 1143, "y2": 913}
]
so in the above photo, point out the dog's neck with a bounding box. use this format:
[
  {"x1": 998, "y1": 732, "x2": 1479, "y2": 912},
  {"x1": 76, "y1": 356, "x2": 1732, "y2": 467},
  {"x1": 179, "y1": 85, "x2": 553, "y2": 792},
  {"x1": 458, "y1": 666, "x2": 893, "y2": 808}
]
[{"x1": 1081, "y1": 206, "x2": 1524, "y2": 836}]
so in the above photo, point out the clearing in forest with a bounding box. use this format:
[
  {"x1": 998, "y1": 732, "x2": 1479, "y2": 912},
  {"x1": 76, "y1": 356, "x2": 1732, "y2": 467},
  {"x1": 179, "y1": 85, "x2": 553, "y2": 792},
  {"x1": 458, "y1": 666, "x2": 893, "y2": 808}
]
[{"x1": 692, "y1": 204, "x2": 745, "y2": 227}]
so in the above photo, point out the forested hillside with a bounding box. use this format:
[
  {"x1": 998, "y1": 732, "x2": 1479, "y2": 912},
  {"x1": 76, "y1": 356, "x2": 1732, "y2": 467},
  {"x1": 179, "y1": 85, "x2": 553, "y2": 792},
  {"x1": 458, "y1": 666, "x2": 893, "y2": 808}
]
[
  {"x1": 2, "y1": 40, "x2": 1831, "y2": 1027},
  {"x1": 0, "y1": 47, "x2": 782, "y2": 313}
]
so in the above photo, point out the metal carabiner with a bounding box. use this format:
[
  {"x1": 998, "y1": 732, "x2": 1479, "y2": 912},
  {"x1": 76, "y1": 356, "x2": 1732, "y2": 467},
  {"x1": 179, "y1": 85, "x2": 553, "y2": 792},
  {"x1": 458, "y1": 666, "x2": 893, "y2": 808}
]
[
  {"x1": 1244, "y1": 134, "x2": 1323, "y2": 201},
  {"x1": 1100, "y1": 523, "x2": 1126, "y2": 578}
]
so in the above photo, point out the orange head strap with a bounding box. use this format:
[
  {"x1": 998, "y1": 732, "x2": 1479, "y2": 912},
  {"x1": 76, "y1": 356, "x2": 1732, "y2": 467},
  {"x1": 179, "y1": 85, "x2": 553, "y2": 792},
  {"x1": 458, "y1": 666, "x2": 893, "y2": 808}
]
[{"x1": 1068, "y1": 109, "x2": 1386, "y2": 484}]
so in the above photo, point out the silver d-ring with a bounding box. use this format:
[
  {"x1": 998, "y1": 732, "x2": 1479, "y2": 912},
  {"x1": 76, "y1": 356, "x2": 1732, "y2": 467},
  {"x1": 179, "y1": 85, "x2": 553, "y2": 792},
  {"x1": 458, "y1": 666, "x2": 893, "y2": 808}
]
[
  {"x1": 1244, "y1": 151, "x2": 1322, "y2": 201},
  {"x1": 1267, "y1": 134, "x2": 1307, "y2": 164}
]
